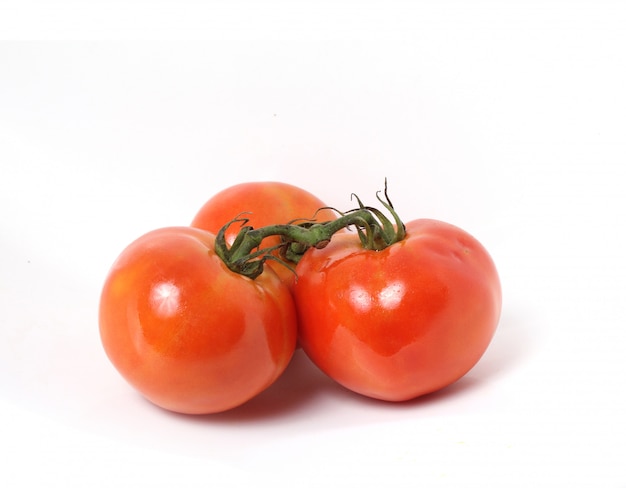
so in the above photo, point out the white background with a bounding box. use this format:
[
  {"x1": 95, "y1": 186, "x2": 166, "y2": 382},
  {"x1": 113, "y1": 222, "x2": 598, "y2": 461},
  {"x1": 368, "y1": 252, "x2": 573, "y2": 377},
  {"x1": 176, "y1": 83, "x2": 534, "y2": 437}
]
[{"x1": 1, "y1": 1, "x2": 625, "y2": 486}]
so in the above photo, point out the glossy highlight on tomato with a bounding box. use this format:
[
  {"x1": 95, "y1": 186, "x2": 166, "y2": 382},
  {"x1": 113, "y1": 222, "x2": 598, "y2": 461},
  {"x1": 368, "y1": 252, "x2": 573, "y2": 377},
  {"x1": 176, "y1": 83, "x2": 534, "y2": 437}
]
[
  {"x1": 293, "y1": 219, "x2": 502, "y2": 402},
  {"x1": 191, "y1": 181, "x2": 337, "y2": 286},
  {"x1": 99, "y1": 226, "x2": 297, "y2": 414}
]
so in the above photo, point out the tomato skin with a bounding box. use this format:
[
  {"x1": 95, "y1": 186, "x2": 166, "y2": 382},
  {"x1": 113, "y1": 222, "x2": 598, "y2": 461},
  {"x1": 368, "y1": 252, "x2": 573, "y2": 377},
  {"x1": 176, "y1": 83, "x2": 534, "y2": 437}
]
[
  {"x1": 99, "y1": 226, "x2": 297, "y2": 414},
  {"x1": 293, "y1": 219, "x2": 502, "y2": 402},
  {"x1": 191, "y1": 181, "x2": 337, "y2": 286}
]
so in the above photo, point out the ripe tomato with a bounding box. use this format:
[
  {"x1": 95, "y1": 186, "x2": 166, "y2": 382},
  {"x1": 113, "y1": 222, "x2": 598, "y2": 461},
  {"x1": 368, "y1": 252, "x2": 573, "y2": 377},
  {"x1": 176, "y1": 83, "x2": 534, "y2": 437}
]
[
  {"x1": 293, "y1": 219, "x2": 502, "y2": 402},
  {"x1": 191, "y1": 181, "x2": 337, "y2": 287},
  {"x1": 99, "y1": 226, "x2": 297, "y2": 414}
]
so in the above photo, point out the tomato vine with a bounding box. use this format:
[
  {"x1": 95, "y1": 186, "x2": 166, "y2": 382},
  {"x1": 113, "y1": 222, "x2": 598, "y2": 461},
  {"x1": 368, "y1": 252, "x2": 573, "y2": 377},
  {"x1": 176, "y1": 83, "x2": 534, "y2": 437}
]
[{"x1": 214, "y1": 181, "x2": 407, "y2": 279}]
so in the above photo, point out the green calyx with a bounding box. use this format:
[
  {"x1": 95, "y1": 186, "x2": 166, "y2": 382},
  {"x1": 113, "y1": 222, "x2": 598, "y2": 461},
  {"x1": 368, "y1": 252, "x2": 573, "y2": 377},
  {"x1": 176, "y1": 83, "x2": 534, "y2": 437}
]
[{"x1": 214, "y1": 181, "x2": 406, "y2": 279}]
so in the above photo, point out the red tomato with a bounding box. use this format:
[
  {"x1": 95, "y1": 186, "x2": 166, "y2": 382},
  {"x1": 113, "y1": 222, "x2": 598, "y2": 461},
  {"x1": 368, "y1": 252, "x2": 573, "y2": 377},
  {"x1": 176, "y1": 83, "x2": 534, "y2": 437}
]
[
  {"x1": 191, "y1": 181, "x2": 337, "y2": 287},
  {"x1": 99, "y1": 226, "x2": 297, "y2": 414},
  {"x1": 293, "y1": 219, "x2": 502, "y2": 402}
]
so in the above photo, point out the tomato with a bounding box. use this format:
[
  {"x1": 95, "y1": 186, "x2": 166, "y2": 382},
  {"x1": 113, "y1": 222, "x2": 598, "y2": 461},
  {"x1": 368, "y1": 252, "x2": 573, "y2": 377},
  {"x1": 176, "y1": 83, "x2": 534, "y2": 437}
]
[
  {"x1": 99, "y1": 226, "x2": 297, "y2": 414},
  {"x1": 191, "y1": 181, "x2": 337, "y2": 287},
  {"x1": 293, "y1": 219, "x2": 501, "y2": 402}
]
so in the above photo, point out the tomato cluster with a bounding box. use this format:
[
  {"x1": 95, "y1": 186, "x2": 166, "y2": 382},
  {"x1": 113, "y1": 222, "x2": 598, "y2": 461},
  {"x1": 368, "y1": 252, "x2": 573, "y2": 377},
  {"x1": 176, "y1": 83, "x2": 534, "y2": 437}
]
[{"x1": 99, "y1": 181, "x2": 502, "y2": 414}]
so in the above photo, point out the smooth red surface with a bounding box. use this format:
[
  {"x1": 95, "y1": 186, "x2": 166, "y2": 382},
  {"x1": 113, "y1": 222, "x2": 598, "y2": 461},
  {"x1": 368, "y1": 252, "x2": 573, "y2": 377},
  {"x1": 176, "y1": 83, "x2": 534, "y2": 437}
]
[
  {"x1": 293, "y1": 219, "x2": 502, "y2": 401},
  {"x1": 99, "y1": 226, "x2": 297, "y2": 414}
]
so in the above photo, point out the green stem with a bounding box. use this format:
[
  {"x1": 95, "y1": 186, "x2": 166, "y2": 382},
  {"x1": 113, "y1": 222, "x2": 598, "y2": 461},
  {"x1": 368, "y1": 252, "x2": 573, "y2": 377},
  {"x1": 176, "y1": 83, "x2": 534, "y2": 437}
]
[{"x1": 214, "y1": 183, "x2": 406, "y2": 279}]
